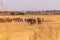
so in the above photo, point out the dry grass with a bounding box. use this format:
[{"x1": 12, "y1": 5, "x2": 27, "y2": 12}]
[{"x1": 0, "y1": 14, "x2": 60, "y2": 40}]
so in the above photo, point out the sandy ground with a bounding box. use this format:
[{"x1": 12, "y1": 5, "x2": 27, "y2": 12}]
[{"x1": 0, "y1": 15, "x2": 60, "y2": 40}]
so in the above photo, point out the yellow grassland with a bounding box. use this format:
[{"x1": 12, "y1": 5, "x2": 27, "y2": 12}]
[{"x1": 0, "y1": 14, "x2": 60, "y2": 40}]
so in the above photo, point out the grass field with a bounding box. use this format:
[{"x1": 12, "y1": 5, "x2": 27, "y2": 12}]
[{"x1": 0, "y1": 15, "x2": 60, "y2": 40}]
